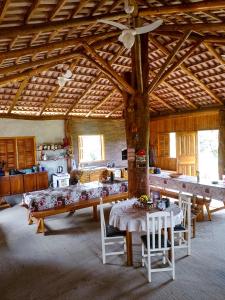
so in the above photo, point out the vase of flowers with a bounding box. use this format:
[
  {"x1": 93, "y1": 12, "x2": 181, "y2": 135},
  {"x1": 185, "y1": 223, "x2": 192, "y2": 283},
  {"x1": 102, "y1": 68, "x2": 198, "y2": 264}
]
[{"x1": 138, "y1": 195, "x2": 153, "y2": 209}]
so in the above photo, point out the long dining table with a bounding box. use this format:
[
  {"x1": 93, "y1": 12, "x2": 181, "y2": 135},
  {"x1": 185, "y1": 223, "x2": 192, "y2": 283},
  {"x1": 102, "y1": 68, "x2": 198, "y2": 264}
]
[
  {"x1": 149, "y1": 173, "x2": 225, "y2": 213},
  {"x1": 109, "y1": 198, "x2": 183, "y2": 266}
]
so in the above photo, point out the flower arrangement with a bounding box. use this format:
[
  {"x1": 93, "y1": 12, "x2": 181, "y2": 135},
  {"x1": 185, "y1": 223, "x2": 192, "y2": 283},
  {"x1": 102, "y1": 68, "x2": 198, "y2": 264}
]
[{"x1": 138, "y1": 194, "x2": 149, "y2": 203}]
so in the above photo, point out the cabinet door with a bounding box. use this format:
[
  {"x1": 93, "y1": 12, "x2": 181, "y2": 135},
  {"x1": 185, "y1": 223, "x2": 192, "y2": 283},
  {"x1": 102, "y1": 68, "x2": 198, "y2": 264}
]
[
  {"x1": 36, "y1": 172, "x2": 48, "y2": 190},
  {"x1": 0, "y1": 176, "x2": 10, "y2": 196},
  {"x1": 10, "y1": 175, "x2": 24, "y2": 194},
  {"x1": 0, "y1": 139, "x2": 17, "y2": 170},
  {"x1": 23, "y1": 173, "x2": 37, "y2": 192},
  {"x1": 17, "y1": 137, "x2": 36, "y2": 169}
]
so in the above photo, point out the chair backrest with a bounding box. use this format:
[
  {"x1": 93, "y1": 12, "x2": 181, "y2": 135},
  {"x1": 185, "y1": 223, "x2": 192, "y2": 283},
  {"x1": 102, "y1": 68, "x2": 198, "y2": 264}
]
[
  {"x1": 146, "y1": 211, "x2": 174, "y2": 250},
  {"x1": 178, "y1": 193, "x2": 191, "y2": 227},
  {"x1": 99, "y1": 198, "x2": 106, "y2": 237}
]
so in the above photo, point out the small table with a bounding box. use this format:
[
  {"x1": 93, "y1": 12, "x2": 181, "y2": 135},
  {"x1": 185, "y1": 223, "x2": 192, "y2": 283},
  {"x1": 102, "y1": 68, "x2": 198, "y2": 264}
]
[{"x1": 109, "y1": 199, "x2": 183, "y2": 266}]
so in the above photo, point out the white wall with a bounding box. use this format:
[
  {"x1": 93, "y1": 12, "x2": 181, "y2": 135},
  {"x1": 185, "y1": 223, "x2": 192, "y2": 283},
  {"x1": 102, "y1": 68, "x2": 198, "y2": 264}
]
[{"x1": 0, "y1": 118, "x2": 65, "y2": 144}]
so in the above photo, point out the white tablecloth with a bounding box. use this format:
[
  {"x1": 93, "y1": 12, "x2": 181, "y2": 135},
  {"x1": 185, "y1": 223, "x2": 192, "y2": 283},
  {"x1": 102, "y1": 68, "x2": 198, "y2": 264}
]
[{"x1": 109, "y1": 198, "x2": 183, "y2": 232}]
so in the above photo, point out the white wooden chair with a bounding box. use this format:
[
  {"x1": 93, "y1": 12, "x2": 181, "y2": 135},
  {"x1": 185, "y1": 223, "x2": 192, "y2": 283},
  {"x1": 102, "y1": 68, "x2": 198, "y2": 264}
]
[
  {"x1": 99, "y1": 198, "x2": 126, "y2": 264},
  {"x1": 174, "y1": 193, "x2": 192, "y2": 256},
  {"x1": 141, "y1": 211, "x2": 175, "y2": 283}
]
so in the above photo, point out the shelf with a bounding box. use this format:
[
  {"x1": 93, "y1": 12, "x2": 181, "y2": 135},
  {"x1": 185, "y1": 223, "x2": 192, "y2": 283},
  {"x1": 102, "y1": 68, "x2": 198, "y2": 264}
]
[
  {"x1": 38, "y1": 158, "x2": 67, "y2": 161},
  {"x1": 36, "y1": 149, "x2": 65, "y2": 151}
]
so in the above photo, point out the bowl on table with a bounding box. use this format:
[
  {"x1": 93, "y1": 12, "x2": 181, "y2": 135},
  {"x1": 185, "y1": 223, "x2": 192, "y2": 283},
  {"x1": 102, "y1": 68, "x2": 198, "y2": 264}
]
[{"x1": 169, "y1": 172, "x2": 182, "y2": 178}]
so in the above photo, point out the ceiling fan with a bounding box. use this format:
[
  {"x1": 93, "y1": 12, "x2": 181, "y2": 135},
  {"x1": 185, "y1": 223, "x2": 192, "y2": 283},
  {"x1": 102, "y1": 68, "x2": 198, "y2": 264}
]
[
  {"x1": 98, "y1": 0, "x2": 163, "y2": 49},
  {"x1": 57, "y1": 69, "x2": 73, "y2": 87}
]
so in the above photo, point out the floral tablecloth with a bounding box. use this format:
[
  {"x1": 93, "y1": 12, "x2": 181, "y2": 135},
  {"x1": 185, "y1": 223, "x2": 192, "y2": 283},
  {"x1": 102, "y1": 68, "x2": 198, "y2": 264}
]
[
  {"x1": 149, "y1": 173, "x2": 225, "y2": 201},
  {"x1": 22, "y1": 181, "x2": 128, "y2": 212}
]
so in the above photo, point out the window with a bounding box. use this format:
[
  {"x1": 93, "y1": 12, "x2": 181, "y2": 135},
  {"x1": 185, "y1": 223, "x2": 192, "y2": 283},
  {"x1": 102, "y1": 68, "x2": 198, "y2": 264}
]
[
  {"x1": 78, "y1": 135, "x2": 104, "y2": 163},
  {"x1": 169, "y1": 132, "x2": 176, "y2": 158}
]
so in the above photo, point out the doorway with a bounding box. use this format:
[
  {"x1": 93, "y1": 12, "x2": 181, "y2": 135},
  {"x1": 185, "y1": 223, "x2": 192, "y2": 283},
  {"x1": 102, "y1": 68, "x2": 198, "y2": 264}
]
[{"x1": 198, "y1": 130, "x2": 219, "y2": 181}]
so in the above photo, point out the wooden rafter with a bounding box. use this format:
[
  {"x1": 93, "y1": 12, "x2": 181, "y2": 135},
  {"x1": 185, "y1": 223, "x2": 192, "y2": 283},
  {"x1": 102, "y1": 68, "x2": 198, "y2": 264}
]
[
  {"x1": 106, "y1": 103, "x2": 124, "y2": 118},
  {"x1": 86, "y1": 90, "x2": 116, "y2": 117},
  {"x1": 150, "y1": 36, "x2": 224, "y2": 105},
  {"x1": 151, "y1": 93, "x2": 176, "y2": 112},
  {"x1": 24, "y1": 0, "x2": 40, "y2": 24},
  {"x1": 107, "y1": 0, "x2": 124, "y2": 12},
  {"x1": 1, "y1": 1, "x2": 225, "y2": 39},
  {"x1": 70, "y1": 0, "x2": 88, "y2": 18},
  {"x1": 7, "y1": 78, "x2": 30, "y2": 113},
  {"x1": 49, "y1": 0, "x2": 68, "y2": 21},
  {"x1": 66, "y1": 47, "x2": 125, "y2": 116},
  {"x1": 91, "y1": 0, "x2": 108, "y2": 15},
  {"x1": 147, "y1": 30, "x2": 192, "y2": 95},
  {"x1": 0, "y1": 0, "x2": 10, "y2": 20},
  {"x1": 151, "y1": 39, "x2": 204, "y2": 94},
  {"x1": 83, "y1": 43, "x2": 135, "y2": 95},
  {"x1": 204, "y1": 43, "x2": 225, "y2": 67}
]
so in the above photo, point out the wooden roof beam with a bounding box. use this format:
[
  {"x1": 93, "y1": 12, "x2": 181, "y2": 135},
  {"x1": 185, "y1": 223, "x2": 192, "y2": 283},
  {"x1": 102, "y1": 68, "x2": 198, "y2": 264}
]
[
  {"x1": 151, "y1": 39, "x2": 203, "y2": 93},
  {"x1": 24, "y1": 0, "x2": 40, "y2": 24},
  {"x1": 91, "y1": 0, "x2": 108, "y2": 16},
  {"x1": 49, "y1": 0, "x2": 68, "y2": 21},
  {"x1": 150, "y1": 36, "x2": 224, "y2": 105},
  {"x1": 86, "y1": 90, "x2": 115, "y2": 117},
  {"x1": 0, "y1": 0, "x2": 10, "y2": 20},
  {"x1": 204, "y1": 43, "x2": 225, "y2": 67},
  {"x1": 105, "y1": 103, "x2": 124, "y2": 118},
  {"x1": 147, "y1": 30, "x2": 192, "y2": 95},
  {"x1": 66, "y1": 47, "x2": 125, "y2": 116},
  {"x1": 151, "y1": 93, "x2": 176, "y2": 112},
  {"x1": 7, "y1": 78, "x2": 30, "y2": 113},
  {"x1": 1, "y1": 0, "x2": 225, "y2": 39},
  {"x1": 83, "y1": 43, "x2": 135, "y2": 95},
  {"x1": 70, "y1": 0, "x2": 88, "y2": 18}
]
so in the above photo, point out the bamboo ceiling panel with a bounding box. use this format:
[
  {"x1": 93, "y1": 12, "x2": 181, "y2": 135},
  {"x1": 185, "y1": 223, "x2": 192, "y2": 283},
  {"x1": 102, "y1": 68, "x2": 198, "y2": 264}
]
[{"x1": 0, "y1": 0, "x2": 224, "y2": 119}]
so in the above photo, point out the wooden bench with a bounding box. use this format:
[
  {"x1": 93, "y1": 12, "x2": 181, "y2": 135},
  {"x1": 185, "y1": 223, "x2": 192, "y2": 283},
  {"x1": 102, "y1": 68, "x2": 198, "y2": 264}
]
[{"x1": 28, "y1": 192, "x2": 128, "y2": 234}]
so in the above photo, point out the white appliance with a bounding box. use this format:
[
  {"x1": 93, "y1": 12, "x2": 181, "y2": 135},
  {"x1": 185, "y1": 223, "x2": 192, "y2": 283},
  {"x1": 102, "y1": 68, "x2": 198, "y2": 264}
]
[{"x1": 52, "y1": 173, "x2": 70, "y2": 188}]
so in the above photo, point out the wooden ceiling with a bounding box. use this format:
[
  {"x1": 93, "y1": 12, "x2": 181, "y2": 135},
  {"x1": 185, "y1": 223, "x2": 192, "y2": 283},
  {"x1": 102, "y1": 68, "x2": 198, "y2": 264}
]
[{"x1": 0, "y1": 0, "x2": 224, "y2": 119}]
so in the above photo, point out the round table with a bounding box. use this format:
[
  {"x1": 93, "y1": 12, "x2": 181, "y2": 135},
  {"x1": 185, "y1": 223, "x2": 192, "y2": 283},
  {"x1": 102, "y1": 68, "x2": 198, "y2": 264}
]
[{"x1": 109, "y1": 198, "x2": 183, "y2": 266}]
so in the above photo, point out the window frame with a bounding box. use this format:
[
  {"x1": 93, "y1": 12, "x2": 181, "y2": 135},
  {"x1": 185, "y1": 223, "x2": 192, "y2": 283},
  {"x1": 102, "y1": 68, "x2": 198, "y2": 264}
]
[{"x1": 78, "y1": 134, "x2": 105, "y2": 163}]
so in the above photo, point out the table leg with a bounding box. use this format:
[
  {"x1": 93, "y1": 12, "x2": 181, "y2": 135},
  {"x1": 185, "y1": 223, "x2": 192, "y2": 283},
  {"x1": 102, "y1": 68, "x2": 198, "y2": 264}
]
[
  {"x1": 93, "y1": 205, "x2": 98, "y2": 221},
  {"x1": 126, "y1": 230, "x2": 133, "y2": 266}
]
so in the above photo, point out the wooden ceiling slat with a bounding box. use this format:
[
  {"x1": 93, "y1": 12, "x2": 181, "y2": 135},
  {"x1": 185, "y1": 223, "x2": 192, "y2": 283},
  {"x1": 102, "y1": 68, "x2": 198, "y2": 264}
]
[
  {"x1": 49, "y1": 0, "x2": 68, "y2": 21},
  {"x1": 24, "y1": 0, "x2": 41, "y2": 24},
  {"x1": 106, "y1": 103, "x2": 123, "y2": 118},
  {"x1": 0, "y1": 0, "x2": 11, "y2": 20}
]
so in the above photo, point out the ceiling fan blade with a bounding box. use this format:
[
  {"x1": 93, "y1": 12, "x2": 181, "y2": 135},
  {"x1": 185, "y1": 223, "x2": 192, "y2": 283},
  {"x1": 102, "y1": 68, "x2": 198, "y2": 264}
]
[
  {"x1": 97, "y1": 19, "x2": 129, "y2": 31},
  {"x1": 135, "y1": 19, "x2": 163, "y2": 35},
  {"x1": 64, "y1": 69, "x2": 73, "y2": 79}
]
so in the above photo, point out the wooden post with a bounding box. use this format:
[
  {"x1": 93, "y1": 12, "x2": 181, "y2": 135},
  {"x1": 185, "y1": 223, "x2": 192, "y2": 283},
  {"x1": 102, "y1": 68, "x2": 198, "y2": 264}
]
[
  {"x1": 218, "y1": 108, "x2": 225, "y2": 179},
  {"x1": 124, "y1": 17, "x2": 150, "y2": 198}
]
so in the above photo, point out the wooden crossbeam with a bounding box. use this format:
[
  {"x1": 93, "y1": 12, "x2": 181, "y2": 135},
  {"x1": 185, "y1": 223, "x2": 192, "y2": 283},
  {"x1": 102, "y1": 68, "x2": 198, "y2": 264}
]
[
  {"x1": 1, "y1": 1, "x2": 225, "y2": 39},
  {"x1": 105, "y1": 103, "x2": 124, "y2": 118},
  {"x1": 83, "y1": 43, "x2": 135, "y2": 95},
  {"x1": 86, "y1": 90, "x2": 116, "y2": 117},
  {"x1": 70, "y1": 0, "x2": 89, "y2": 18},
  {"x1": 147, "y1": 30, "x2": 192, "y2": 95},
  {"x1": 140, "y1": 0, "x2": 225, "y2": 16},
  {"x1": 0, "y1": 31, "x2": 118, "y2": 63},
  {"x1": 151, "y1": 39, "x2": 203, "y2": 93},
  {"x1": 152, "y1": 93, "x2": 176, "y2": 111},
  {"x1": 24, "y1": 0, "x2": 40, "y2": 24},
  {"x1": 49, "y1": 0, "x2": 68, "y2": 21},
  {"x1": 107, "y1": 0, "x2": 124, "y2": 12},
  {"x1": 150, "y1": 36, "x2": 224, "y2": 105}
]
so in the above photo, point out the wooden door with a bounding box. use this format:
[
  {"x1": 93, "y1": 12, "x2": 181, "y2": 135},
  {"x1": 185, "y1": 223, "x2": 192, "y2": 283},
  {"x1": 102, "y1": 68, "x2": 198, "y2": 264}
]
[
  {"x1": 176, "y1": 132, "x2": 197, "y2": 176},
  {"x1": 0, "y1": 176, "x2": 10, "y2": 196},
  {"x1": 10, "y1": 175, "x2": 24, "y2": 194},
  {"x1": 23, "y1": 173, "x2": 37, "y2": 192},
  {"x1": 36, "y1": 172, "x2": 48, "y2": 190}
]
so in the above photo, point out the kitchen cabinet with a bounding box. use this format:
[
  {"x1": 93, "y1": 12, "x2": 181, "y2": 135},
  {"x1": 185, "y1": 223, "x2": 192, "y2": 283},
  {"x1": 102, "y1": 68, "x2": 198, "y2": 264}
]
[
  {"x1": 36, "y1": 172, "x2": 48, "y2": 190},
  {"x1": 10, "y1": 175, "x2": 24, "y2": 195},
  {"x1": 0, "y1": 139, "x2": 17, "y2": 170},
  {"x1": 17, "y1": 137, "x2": 36, "y2": 169},
  {"x1": 24, "y1": 173, "x2": 37, "y2": 192},
  {"x1": 0, "y1": 176, "x2": 10, "y2": 196}
]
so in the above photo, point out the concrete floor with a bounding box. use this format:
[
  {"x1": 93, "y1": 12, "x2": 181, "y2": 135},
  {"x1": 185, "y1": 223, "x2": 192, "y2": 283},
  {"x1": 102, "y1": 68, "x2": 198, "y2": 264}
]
[{"x1": 0, "y1": 203, "x2": 225, "y2": 300}]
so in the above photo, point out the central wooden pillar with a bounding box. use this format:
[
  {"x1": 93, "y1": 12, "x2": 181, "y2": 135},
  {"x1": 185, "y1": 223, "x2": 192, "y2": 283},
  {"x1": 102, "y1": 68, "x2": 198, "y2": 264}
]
[{"x1": 124, "y1": 21, "x2": 150, "y2": 198}]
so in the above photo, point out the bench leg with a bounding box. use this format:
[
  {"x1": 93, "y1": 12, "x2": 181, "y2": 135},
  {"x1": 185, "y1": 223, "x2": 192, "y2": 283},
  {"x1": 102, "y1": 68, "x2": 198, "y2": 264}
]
[
  {"x1": 93, "y1": 205, "x2": 98, "y2": 221},
  {"x1": 204, "y1": 202, "x2": 212, "y2": 221},
  {"x1": 37, "y1": 218, "x2": 45, "y2": 234},
  {"x1": 28, "y1": 212, "x2": 34, "y2": 225},
  {"x1": 192, "y1": 218, "x2": 196, "y2": 238}
]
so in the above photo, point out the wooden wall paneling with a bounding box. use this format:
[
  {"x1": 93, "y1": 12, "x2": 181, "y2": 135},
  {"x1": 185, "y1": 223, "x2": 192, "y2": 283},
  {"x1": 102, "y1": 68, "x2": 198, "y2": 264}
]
[
  {"x1": 10, "y1": 175, "x2": 24, "y2": 194},
  {"x1": 23, "y1": 173, "x2": 37, "y2": 192},
  {"x1": 36, "y1": 172, "x2": 49, "y2": 190},
  {"x1": 0, "y1": 176, "x2": 10, "y2": 196}
]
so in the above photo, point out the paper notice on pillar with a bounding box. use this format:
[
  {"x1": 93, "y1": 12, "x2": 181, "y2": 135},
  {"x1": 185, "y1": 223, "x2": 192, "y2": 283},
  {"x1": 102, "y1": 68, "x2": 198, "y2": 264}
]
[{"x1": 128, "y1": 148, "x2": 135, "y2": 161}]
